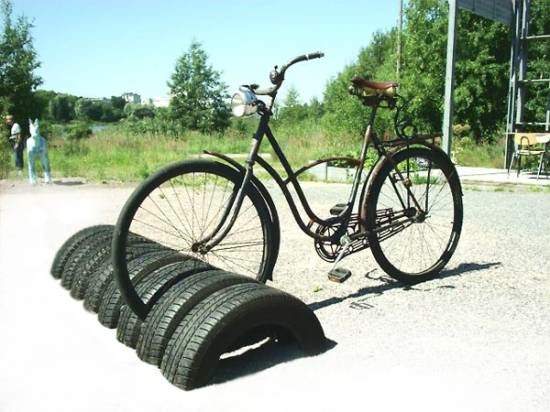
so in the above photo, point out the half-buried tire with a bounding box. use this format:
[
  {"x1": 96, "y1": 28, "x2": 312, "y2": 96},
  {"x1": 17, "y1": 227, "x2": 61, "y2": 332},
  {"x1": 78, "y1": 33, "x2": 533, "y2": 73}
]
[
  {"x1": 96, "y1": 250, "x2": 195, "y2": 327},
  {"x1": 83, "y1": 244, "x2": 170, "y2": 313},
  {"x1": 70, "y1": 234, "x2": 154, "y2": 300},
  {"x1": 60, "y1": 229, "x2": 117, "y2": 290},
  {"x1": 160, "y1": 283, "x2": 326, "y2": 390},
  {"x1": 51, "y1": 225, "x2": 112, "y2": 279},
  {"x1": 115, "y1": 259, "x2": 215, "y2": 348},
  {"x1": 136, "y1": 270, "x2": 258, "y2": 366}
]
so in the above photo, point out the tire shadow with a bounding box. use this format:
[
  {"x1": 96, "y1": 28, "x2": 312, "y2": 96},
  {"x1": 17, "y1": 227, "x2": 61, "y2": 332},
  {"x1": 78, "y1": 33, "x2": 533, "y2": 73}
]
[
  {"x1": 308, "y1": 261, "x2": 502, "y2": 312},
  {"x1": 210, "y1": 338, "x2": 337, "y2": 386}
]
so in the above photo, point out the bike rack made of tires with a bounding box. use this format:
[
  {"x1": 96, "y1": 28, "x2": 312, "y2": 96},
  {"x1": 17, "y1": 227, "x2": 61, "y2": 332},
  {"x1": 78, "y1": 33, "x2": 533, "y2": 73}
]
[{"x1": 50, "y1": 225, "x2": 326, "y2": 390}]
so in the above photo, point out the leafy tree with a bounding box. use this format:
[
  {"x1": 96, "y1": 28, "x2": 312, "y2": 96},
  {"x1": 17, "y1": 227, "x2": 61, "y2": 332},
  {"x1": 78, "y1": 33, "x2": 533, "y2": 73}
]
[
  {"x1": 74, "y1": 98, "x2": 124, "y2": 122},
  {"x1": 48, "y1": 94, "x2": 76, "y2": 122},
  {"x1": 524, "y1": 0, "x2": 550, "y2": 125},
  {"x1": 0, "y1": 0, "x2": 42, "y2": 129},
  {"x1": 278, "y1": 86, "x2": 309, "y2": 124},
  {"x1": 33, "y1": 89, "x2": 57, "y2": 120},
  {"x1": 110, "y1": 96, "x2": 126, "y2": 111},
  {"x1": 401, "y1": 0, "x2": 510, "y2": 141},
  {"x1": 124, "y1": 103, "x2": 155, "y2": 119},
  {"x1": 322, "y1": 0, "x2": 526, "y2": 142},
  {"x1": 307, "y1": 97, "x2": 324, "y2": 119},
  {"x1": 75, "y1": 98, "x2": 103, "y2": 121},
  {"x1": 168, "y1": 41, "x2": 230, "y2": 133}
]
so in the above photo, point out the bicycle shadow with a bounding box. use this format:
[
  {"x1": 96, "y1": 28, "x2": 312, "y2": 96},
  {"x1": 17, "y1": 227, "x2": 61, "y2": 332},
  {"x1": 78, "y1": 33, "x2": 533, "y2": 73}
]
[
  {"x1": 308, "y1": 261, "x2": 502, "y2": 312},
  {"x1": 53, "y1": 180, "x2": 84, "y2": 186},
  {"x1": 210, "y1": 338, "x2": 337, "y2": 387}
]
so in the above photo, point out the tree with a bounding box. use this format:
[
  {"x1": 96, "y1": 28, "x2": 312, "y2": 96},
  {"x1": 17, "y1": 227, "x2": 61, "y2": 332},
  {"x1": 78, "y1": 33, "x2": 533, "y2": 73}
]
[
  {"x1": 0, "y1": 0, "x2": 42, "y2": 129},
  {"x1": 124, "y1": 103, "x2": 155, "y2": 119},
  {"x1": 278, "y1": 86, "x2": 309, "y2": 124},
  {"x1": 168, "y1": 41, "x2": 230, "y2": 133},
  {"x1": 49, "y1": 94, "x2": 76, "y2": 122},
  {"x1": 75, "y1": 98, "x2": 102, "y2": 121},
  {"x1": 33, "y1": 89, "x2": 57, "y2": 120},
  {"x1": 401, "y1": 0, "x2": 509, "y2": 141},
  {"x1": 524, "y1": 0, "x2": 550, "y2": 125},
  {"x1": 307, "y1": 97, "x2": 324, "y2": 120},
  {"x1": 322, "y1": 0, "x2": 519, "y2": 142}
]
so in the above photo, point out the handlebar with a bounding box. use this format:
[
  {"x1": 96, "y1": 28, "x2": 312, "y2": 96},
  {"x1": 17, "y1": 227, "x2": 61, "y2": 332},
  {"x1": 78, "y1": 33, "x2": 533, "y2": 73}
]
[
  {"x1": 254, "y1": 51, "x2": 324, "y2": 96},
  {"x1": 286, "y1": 51, "x2": 325, "y2": 66}
]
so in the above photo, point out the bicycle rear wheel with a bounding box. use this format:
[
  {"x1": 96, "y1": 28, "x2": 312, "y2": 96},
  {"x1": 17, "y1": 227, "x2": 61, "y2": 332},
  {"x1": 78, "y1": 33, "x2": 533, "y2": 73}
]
[
  {"x1": 364, "y1": 147, "x2": 463, "y2": 284},
  {"x1": 113, "y1": 160, "x2": 276, "y2": 285}
]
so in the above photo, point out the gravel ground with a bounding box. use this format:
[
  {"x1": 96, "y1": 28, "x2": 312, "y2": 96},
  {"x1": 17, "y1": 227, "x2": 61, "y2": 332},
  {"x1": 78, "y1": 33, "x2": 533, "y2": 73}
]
[{"x1": 1, "y1": 179, "x2": 549, "y2": 412}]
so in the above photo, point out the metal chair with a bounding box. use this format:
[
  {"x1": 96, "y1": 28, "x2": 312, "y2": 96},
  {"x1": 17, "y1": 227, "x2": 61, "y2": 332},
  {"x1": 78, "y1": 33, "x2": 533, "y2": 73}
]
[{"x1": 507, "y1": 133, "x2": 550, "y2": 180}]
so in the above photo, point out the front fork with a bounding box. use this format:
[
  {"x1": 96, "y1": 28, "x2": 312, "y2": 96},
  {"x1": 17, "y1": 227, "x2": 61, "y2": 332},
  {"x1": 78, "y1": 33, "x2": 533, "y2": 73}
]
[{"x1": 193, "y1": 120, "x2": 266, "y2": 254}]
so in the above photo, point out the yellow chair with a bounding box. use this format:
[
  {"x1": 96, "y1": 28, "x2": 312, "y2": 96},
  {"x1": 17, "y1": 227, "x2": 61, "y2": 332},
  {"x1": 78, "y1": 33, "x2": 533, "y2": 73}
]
[{"x1": 508, "y1": 133, "x2": 550, "y2": 180}]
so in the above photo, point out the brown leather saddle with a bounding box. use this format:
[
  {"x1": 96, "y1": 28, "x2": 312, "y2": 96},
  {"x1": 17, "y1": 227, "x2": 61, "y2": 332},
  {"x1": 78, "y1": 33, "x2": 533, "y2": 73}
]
[{"x1": 350, "y1": 76, "x2": 398, "y2": 98}]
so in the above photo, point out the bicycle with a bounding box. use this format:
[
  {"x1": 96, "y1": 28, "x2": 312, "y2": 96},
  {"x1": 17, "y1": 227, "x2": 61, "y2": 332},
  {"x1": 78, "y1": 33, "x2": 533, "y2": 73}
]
[{"x1": 112, "y1": 52, "x2": 463, "y2": 317}]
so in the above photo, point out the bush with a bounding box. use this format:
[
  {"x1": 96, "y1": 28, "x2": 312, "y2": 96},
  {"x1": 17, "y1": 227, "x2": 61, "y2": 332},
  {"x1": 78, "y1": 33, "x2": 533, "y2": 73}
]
[
  {"x1": 0, "y1": 136, "x2": 11, "y2": 178},
  {"x1": 66, "y1": 122, "x2": 92, "y2": 141},
  {"x1": 61, "y1": 140, "x2": 90, "y2": 157}
]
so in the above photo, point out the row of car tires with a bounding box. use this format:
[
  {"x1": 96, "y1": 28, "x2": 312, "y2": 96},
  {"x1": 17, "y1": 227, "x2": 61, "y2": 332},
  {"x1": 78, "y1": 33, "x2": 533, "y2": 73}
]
[{"x1": 50, "y1": 225, "x2": 325, "y2": 390}]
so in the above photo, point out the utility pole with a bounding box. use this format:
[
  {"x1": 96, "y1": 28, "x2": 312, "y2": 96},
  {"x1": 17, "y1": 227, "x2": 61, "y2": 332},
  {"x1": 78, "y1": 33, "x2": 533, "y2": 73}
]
[
  {"x1": 442, "y1": 0, "x2": 458, "y2": 155},
  {"x1": 396, "y1": 0, "x2": 403, "y2": 81}
]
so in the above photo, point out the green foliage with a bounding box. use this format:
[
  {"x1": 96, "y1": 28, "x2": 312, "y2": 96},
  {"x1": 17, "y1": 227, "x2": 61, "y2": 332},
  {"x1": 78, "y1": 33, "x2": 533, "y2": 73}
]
[
  {"x1": 110, "y1": 96, "x2": 126, "y2": 111},
  {"x1": 276, "y1": 87, "x2": 325, "y2": 125},
  {"x1": 524, "y1": 0, "x2": 550, "y2": 125},
  {"x1": 168, "y1": 41, "x2": 230, "y2": 133},
  {"x1": 48, "y1": 94, "x2": 76, "y2": 122},
  {"x1": 452, "y1": 136, "x2": 504, "y2": 168},
  {"x1": 65, "y1": 121, "x2": 92, "y2": 141},
  {"x1": 123, "y1": 103, "x2": 155, "y2": 119},
  {"x1": 323, "y1": 30, "x2": 398, "y2": 137},
  {"x1": 0, "y1": 127, "x2": 10, "y2": 177},
  {"x1": 0, "y1": 0, "x2": 42, "y2": 133},
  {"x1": 321, "y1": 0, "x2": 548, "y2": 143},
  {"x1": 74, "y1": 98, "x2": 124, "y2": 122}
]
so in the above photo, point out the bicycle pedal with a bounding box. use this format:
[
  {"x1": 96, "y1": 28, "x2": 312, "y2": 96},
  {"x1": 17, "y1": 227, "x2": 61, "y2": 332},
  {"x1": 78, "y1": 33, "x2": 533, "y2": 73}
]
[{"x1": 328, "y1": 267, "x2": 352, "y2": 283}]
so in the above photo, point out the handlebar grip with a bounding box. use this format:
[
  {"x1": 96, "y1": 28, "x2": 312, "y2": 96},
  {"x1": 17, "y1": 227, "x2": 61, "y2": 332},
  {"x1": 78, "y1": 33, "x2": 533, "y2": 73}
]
[
  {"x1": 306, "y1": 51, "x2": 324, "y2": 60},
  {"x1": 288, "y1": 52, "x2": 325, "y2": 66}
]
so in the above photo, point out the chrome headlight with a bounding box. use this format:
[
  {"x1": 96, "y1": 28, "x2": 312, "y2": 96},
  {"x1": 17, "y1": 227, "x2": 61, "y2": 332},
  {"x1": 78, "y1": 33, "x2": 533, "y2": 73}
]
[{"x1": 231, "y1": 88, "x2": 258, "y2": 117}]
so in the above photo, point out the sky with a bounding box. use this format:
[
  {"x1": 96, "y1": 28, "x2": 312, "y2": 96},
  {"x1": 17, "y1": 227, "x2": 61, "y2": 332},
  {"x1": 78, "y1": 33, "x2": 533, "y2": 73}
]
[{"x1": 13, "y1": 0, "x2": 400, "y2": 102}]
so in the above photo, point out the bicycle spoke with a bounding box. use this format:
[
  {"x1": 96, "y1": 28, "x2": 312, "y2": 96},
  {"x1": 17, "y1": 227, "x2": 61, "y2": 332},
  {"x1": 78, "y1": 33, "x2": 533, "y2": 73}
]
[{"x1": 125, "y1": 166, "x2": 269, "y2": 282}]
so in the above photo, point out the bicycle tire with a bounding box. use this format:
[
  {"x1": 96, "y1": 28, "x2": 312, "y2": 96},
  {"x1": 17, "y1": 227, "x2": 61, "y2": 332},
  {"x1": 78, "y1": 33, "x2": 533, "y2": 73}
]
[
  {"x1": 112, "y1": 159, "x2": 276, "y2": 318},
  {"x1": 364, "y1": 147, "x2": 463, "y2": 283}
]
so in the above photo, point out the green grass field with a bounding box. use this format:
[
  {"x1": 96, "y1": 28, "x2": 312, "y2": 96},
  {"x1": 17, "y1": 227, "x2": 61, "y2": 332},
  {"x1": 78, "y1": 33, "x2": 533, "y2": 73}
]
[
  {"x1": 2, "y1": 122, "x2": 511, "y2": 183},
  {"x1": 15, "y1": 122, "x2": 363, "y2": 182}
]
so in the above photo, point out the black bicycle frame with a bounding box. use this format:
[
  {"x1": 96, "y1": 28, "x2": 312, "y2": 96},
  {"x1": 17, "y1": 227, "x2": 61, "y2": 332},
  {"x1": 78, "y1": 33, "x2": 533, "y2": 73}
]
[
  {"x1": 201, "y1": 97, "x2": 428, "y2": 252},
  {"x1": 202, "y1": 106, "x2": 385, "y2": 252}
]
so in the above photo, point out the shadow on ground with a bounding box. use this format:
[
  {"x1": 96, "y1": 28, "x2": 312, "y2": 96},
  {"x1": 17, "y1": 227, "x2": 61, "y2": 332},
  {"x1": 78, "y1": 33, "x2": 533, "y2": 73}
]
[
  {"x1": 210, "y1": 338, "x2": 337, "y2": 387},
  {"x1": 53, "y1": 180, "x2": 84, "y2": 186},
  {"x1": 308, "y1": 261, "x2": 502, "y2": 312}
]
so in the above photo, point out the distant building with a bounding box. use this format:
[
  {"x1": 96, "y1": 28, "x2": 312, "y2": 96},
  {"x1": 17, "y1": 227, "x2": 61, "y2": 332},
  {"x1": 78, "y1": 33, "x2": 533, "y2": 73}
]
[{"x1": 122, "y1": 92, "x2": 141, "y2": 105}]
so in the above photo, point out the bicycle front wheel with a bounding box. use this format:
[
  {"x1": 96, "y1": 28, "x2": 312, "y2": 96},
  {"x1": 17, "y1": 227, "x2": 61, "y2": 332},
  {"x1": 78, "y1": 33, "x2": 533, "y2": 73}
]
[
  {"x1": 113, "y1": 160, "x2": 276, "y2": 283},
  {"x1": 364, "y1": 147, "x2": 463, "y2": 284}
]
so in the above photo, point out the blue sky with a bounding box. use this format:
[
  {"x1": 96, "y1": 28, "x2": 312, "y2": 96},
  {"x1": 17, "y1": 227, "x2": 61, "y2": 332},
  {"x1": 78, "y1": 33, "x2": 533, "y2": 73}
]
[{"x1": 13, "y1": 0, "x2": 400, "y2": 102}]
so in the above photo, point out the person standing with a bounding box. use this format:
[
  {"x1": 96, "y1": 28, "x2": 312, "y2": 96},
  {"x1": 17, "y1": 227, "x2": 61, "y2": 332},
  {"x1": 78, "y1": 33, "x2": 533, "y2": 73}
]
[{"x1": 5, "y1": 115, "x2": 24, "y2": 175}]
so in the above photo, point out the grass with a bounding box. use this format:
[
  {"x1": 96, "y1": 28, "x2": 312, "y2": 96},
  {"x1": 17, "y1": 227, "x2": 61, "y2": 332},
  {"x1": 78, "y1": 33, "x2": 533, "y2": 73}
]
[
  {"x1": 21, "y1": 121, "x2": 365, "y2": 182},
  {"x1": 46, "y1": 129, "x2": 253, "y2": 181},
  {"x1": 3, "y1": 122, "x2": 535, "y2": 185},
  {"x1": 452, "y1": 137, "x2": 505, "y2": 169}
]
